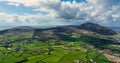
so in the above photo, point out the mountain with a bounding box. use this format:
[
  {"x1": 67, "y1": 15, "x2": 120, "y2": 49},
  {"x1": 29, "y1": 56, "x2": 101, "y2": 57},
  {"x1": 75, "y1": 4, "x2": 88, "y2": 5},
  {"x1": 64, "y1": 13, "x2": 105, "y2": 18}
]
[
  {"x1": 0, "y1": 22, "x2": 118, "y2": 45},
  {"x1": 79, "y1": 22, "x2": 117, "y2": 35},
  {"x1": 0, "y1": 22, "x2": 117, "y2": 36},
  {"x1": 0, "y1": 26, "x2": 35, "y2": 35},
  {"x1": 15, "y1": 26, "x2": 34, "y2": 29}
]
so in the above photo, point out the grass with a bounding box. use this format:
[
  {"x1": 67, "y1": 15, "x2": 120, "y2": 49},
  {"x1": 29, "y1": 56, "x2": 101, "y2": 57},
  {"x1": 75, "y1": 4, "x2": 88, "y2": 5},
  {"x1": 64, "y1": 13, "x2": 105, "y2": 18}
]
[
  {"x1": 58, "y1": 51, "x2": 86, "y2": 63},
  {"x1": 0, "y1": 35, "x2": 112, "y2": 63},
  {"x1": 110, "y1": 32, "x2": 120, "y2": 38}
]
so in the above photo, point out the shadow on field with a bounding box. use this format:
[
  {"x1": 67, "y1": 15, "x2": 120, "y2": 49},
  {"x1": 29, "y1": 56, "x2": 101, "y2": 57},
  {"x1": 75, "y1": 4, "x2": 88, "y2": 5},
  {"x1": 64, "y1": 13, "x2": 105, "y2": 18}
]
[{"x1": 60, "y1": 35, "x2": 115, "y2": 49}]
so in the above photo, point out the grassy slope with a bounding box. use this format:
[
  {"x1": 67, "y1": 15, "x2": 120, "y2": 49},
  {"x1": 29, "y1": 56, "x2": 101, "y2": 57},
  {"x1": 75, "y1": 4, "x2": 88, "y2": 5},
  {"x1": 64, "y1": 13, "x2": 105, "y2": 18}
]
[{"x1": 111, "y1": 32, "x2": 120, "y2": 38}]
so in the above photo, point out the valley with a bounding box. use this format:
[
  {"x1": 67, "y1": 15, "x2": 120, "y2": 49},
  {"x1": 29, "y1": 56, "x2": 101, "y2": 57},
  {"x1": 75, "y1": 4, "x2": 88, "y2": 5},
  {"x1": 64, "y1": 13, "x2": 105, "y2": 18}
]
[
  {"x1": 0, "y1": 34, "x2": 112, "y2": 63},
  {"x1": 0, "y1": 22, "x2": 120, "y2": 63},
  {"x1": 0, "y1": 0, "x2": 120, "y2": 63}
]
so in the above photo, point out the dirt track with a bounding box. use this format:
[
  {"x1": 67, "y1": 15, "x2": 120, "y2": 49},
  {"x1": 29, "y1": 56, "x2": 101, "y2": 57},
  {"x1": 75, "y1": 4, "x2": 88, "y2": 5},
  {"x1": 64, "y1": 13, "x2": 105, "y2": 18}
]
[{"x1": 104, "y1": 53, "x2": 120, "y2": 63}]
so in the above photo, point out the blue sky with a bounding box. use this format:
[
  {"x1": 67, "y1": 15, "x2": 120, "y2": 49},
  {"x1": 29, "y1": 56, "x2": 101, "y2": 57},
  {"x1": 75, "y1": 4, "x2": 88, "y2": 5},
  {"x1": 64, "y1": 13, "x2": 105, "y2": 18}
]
[
  {"x1": 0, "y1": 1, "x2": 47, "y2": 15},
  {"x1": 0, "y1": 0, "x2": 120, "y2": 29},
  {"x1": 0, "y1": 0, "x2": 85, "y2": 15}
]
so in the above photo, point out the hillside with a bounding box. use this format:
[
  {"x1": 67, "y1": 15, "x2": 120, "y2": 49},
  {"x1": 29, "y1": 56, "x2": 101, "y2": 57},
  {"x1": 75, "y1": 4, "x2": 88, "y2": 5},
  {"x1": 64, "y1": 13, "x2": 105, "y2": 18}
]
[
  {"x1": 0, "y1": 22, "x2": 118, "y2": 44},
  {"x1": 0, "y1": 22, "x2": 117, "y2": 36},
  {"x1": 0, "y1": 22, "x2": 120, "y2": 63},
  {"x1": 79, "y1": 22, "x2": 116, "y2": 35}
]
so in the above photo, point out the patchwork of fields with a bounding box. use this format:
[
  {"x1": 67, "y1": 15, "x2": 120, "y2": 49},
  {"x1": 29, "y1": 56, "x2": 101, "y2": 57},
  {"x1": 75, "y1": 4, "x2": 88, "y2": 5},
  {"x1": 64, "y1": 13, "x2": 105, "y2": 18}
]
[{"x1": 0, "y1": 35, "x2": 112, "y2": 63}]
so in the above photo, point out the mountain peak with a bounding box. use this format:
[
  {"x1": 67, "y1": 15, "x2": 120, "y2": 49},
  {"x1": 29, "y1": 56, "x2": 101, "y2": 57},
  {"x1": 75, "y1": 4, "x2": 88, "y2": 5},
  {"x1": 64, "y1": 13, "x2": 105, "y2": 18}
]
[{"x1": 79, "y1": 22, "x2": 117, "y2": 35}]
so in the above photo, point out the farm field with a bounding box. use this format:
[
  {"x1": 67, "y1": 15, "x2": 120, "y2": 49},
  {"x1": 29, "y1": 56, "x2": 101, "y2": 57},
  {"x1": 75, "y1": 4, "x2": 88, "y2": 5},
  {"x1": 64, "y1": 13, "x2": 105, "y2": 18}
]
[
  {"x1": 0, "y1": 35, "x2": 112, "y2": 63},
  {"x1": 0, "y1": 0, "x2": 120, "y2": 63}
]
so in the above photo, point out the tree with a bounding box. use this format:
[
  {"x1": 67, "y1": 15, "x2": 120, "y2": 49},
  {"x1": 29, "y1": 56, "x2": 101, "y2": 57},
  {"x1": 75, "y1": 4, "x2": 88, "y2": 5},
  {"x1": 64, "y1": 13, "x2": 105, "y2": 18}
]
[
  {"x1": 47, "y1": 46, "x2": 55, "y2": 55},
  {"x1": 15, "y1": 45, "x2": 21, "y2": 52}
]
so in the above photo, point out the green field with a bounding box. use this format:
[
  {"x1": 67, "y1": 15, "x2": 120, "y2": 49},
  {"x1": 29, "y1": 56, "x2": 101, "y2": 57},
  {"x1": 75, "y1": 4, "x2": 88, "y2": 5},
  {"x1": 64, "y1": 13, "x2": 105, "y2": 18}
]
[
  {"x1": 110, "y1": 32, "x2": 120, "y2": 38},
  {"x1": 0, "y1": 35, "x2": 112, "y2": 63}
]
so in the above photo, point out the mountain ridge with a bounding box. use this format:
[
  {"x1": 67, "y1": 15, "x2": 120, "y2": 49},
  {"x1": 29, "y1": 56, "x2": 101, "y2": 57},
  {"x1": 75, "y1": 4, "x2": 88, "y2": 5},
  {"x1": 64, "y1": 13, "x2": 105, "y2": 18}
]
[{"x1": 0, "y1": 22, "x2": 116, "y2": 36}]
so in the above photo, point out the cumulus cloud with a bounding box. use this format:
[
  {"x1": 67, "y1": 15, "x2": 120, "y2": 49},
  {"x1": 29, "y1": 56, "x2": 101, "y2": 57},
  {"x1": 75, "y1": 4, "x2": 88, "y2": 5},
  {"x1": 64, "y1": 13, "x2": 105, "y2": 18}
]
[
  {"x1": 7, "y1": 2, "x2": 20, "y2": 7},
  {"x1": 0, "y1": 0, "x2": 120, "y2": 26},
  {"x1": 0, "y1": 12, "x2": 82, "y2": 27}
]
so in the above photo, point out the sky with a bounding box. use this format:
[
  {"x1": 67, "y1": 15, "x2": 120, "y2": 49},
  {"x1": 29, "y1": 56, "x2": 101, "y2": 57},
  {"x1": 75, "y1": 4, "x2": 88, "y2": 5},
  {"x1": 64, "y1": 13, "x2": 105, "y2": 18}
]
[{"x1": 0, "y1": 0, "x2": 120, "y2": 29}]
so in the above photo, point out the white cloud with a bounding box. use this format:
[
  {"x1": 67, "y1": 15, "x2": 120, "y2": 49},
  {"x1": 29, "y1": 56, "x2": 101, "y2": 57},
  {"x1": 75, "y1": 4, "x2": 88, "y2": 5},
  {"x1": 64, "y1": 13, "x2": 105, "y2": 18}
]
[
  {"x1": 0, "y1": 13, "x2": 16, "y2": 24},
  {"x1": 0, "y1": 12, "x2": 80, "y2": 26},
  {"x1": 4, "y1": 0, "x2": 41, "y2": 7},
  {"x1": 0, "y1": 0, "x2": 120, "y2": 26},
  {"x1": 8, "y1": 2, "x2": 20, "y2": 7}
]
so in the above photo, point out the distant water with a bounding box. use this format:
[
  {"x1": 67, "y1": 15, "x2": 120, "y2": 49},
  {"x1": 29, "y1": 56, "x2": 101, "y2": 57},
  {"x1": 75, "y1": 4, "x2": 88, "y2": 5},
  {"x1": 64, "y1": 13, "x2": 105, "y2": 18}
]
[
  {"x1": 0, "y1": 26, "x2": 120, "y2": 32},
  {"x1": 109, "y1": 27, "x2": 120, "y2": 32}
]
